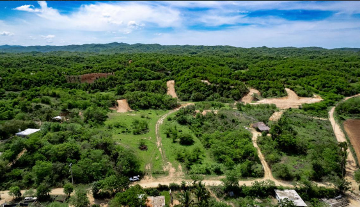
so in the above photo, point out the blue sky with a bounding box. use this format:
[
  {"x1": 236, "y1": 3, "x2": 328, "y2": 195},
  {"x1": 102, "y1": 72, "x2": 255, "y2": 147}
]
[{"x1": 0, "y1": 1, "x2": 360, "y2": 48}]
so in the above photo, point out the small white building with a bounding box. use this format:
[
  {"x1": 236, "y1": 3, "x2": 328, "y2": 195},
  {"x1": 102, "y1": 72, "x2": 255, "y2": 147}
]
[
  {"x1": 275, "y1": 190, "x2": 307, "y2": 207},
  {"x1": 15, "y1": 129, "x2": 41, "y2": 137}
]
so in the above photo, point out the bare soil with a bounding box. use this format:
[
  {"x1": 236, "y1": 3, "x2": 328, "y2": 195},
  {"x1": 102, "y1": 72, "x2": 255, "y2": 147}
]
[
  {"x1": 8, "y1": 148, "x2": 27, "y2": 167},
  {"x1": 344, "y1": 119, "x2": 360, "y2": 164},
  {"x1": 166, "y1": 80, "x2": 178, "y2": 98},
  {"x1": 253, "y1": 88, "x2": 323, "y2": 109},
  {"x1": 66, "y1": 73, "x2": 113, "y2": 84},
  {"x1": 269, "y1": 110, "x2": 284, "y2": 121},
  {"x1": 241, "y1": 88, "x2": 261, "y2": 104},
  {"x1": 115, "y1": 99, "x2": 133, "y2": 113}
]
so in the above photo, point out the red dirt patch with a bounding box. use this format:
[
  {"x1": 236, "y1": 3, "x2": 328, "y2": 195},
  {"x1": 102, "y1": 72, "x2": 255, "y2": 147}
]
[
  {"x1": 344, "y1": 119, "x2": 360, "y2": 162},
  {"x1": 66, "y1": 73, "x2": 114, "y2": 84}
]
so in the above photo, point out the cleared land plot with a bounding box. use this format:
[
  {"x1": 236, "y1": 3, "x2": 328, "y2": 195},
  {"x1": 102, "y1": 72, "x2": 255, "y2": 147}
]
[
  {"x1": 344, "y1": 119, "x2": 360, "y2": 163},
  {"x1": 105, "y1": 109, "x2": 168, "y2": 175},
  {"x1": 252, "y1": 88, "x2": 323, "y2": 109},
  {"x1": 166, "y1": 80, "x2": 178, "y2": 98},
  {"x1": 241, "y1": 88, "x2": 261, "y2": 104}
]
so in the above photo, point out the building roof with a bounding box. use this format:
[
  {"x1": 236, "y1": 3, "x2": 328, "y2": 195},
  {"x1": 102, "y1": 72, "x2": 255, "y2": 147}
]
[
  {"x1": 253, "y1": 122, "x2": 270, "y2": 131},
  {"x1": 15, "y1": 128, "x2": 41, "y2": 137},
  {"x1": 146, "y1": 196, "x2": 165, "y2": 207},
  {"x1": 275, "y1": 190, "x2": 307, "y2": 207}
]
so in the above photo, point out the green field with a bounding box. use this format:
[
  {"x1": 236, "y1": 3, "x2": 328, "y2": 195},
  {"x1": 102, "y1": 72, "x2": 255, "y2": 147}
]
[{"x1": 104, "y1": 109, "x2": 169, "y2": 175}]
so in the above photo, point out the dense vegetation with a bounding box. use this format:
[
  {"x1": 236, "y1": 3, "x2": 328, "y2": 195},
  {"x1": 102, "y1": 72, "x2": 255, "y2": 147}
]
[
  {"x1": 1, "y1": 43, "x2": 360, "y2": 205},
  {"x1": 336, "y1": 96, "x2": 360, "y2": 119},
  {"x1": 258, "y1": 110, "x2": 345, "y2": 182},
  {"x1": 167, "y1": 105, "x2": 263, "y2": 177}
]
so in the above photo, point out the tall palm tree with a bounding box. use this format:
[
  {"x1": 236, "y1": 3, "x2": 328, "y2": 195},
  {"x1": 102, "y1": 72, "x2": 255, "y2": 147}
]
[
  {"x1": 178, "y1": 190, "x2": 194, "y2": 207},
  {"x1": 193, "y1": 181, "x2": 210, "y2": 207}
]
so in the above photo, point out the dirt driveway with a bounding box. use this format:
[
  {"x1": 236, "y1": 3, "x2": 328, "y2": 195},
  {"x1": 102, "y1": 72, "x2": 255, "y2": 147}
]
[{"x1": 252, "y1": 88, "x2": 323, "y2": 109}]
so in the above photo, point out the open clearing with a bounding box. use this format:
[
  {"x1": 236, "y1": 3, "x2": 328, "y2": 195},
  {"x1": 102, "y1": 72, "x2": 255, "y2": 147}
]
[
  {"x1": 166, "y1": 80, "x2": 177, "y2": 98},
  {"x1": 106, "y1": 109, "x2": 168, "y2": 175},
  {"x1": 252, "y1": 88, "x2": 323, "y2": 109},
  {"x1": 344, "y1": 119, "x2": 360, "y2": 163},
  {"x1": 115, "y1": 99, "x2": 133, "y2": 113},
  {"x1": 241, "y1": 88, "x2": 261, "y2": 104}
]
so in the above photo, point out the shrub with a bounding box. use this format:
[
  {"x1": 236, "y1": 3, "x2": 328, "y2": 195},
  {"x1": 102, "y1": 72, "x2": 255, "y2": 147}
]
[{"x1": 179, "y1": 133, "x2": 194, "y2": 145}]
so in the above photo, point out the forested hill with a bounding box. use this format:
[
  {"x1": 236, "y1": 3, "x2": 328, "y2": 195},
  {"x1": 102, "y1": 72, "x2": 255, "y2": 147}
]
[{"x1": 1, "y1": 42, "x2": 360, "y2": 56}]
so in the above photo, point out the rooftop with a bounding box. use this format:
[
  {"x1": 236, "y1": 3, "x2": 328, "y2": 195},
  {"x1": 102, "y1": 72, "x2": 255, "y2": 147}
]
[
  {"x1": 275, "y1": 190, "x2": 307, "y2": 207},
  {"x1": 253, "y1": 122, "x2": 270, "y2": 131},
  {"x1": 15, "y1": 128, "x2": 41, "y2": 137}
]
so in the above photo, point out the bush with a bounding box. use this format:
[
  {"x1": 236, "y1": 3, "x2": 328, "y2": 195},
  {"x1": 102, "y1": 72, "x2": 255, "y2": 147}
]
[
  {"x1": 179, "y1": 133, "x2": 194, "y2": 145},
  {"x1": 272, "y1": 163, "x2": 293, "y2": 180},
  {"x1": 132, "y1": 119, "x2": 149, "y2": 135},
  {"x1": 355, "y1": 169, "x2": 360, "y2": 183}
]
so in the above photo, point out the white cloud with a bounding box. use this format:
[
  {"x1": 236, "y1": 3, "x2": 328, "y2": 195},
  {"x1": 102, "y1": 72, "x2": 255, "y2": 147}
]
[
  {"x1": 41, "y1": 34, "x2": 55, "y2": 39},
  {"x1": 0, "y1": 31, "x2": 14, "y2": 36},
  {"x1": 14, "y1": 4, "x2": 40, "y2": 12},
  {"x1": 2, "y1": 1, "x2": 360, "y2": 48},
  {"x1": 41, "y1": 34, "x2": 55, "y2": 43}
]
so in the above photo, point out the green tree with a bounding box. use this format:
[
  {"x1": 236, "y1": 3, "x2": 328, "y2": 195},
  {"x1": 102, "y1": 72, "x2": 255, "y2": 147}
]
[
  {"x1": 36, "y1": 183, "x2": 51, "y2": 201},
  {"x1": 109, "y1": 184, "x2": 146, "y2": 207},
  {"x1": 9, "y1": 186, "x2": 22, "y2": 199},
  {"x1": 64, "y1": 183, "x2": 74, "y2": 198},
  {"x1": 221, "y1": 170, "x2": 240, "y2": 191},
  {"x1": 355, "y1": 169, "x2": 360, "y2": 183},
  {"x1": 32, "y1": 160, "x2": 53, "y2": 185},
  {"x1": 70, "y1": 188, "x2": 90, "y2": 207}
]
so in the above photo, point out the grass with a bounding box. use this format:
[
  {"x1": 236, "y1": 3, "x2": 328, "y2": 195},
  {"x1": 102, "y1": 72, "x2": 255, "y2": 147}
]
[
  {"x1": 104, "y1": 109, "x2": 169, "y2": 175},
  {"x1": 160, "y1": 112, "x2": 215, "y2": 175},
  {"x1": 259, "y1": 110, "x2": 341, "y2": 181},
  {"x1": 160, "y1": 191, "x2": 171, "y2": 206}
]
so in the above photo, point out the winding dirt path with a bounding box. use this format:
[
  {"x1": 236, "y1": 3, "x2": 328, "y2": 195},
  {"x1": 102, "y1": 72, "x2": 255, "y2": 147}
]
[{"x1": 250, "y1": 128, "x2": 274, "y2": 181}]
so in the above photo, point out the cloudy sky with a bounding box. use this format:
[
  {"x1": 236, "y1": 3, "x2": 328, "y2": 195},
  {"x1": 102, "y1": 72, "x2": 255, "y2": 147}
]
[{"x1": 0, "y1": 1, "x2": 360, "y2": 48}]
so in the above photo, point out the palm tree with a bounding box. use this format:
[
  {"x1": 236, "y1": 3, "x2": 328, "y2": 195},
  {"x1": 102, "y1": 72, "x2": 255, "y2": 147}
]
[
  {"x1": 193, "y1": 181, "x2": 210, "y2": 207},
  {"x1": 178, "y1": 190, "x2": 194, "y2": 207}
]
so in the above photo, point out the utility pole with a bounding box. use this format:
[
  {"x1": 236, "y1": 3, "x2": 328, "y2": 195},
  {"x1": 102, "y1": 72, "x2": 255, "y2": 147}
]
[{"x1": 69, "y1": 163, "x2": 74, "y2": 184}]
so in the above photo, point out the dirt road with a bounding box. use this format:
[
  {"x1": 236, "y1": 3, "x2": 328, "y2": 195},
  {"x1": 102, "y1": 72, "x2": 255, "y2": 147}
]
[
  {"x1": 241, "y1": 88, "x2": 261, "y2": 104},
  {"x1": 250, "y1": 128, "x2": 274, "y2": 181},
  {"x1": 166, "y1": 80, "x2": 178, "y2": 99},
  {"x1": 252, "y1": 88, "x2": 323, "y2": 109}
]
